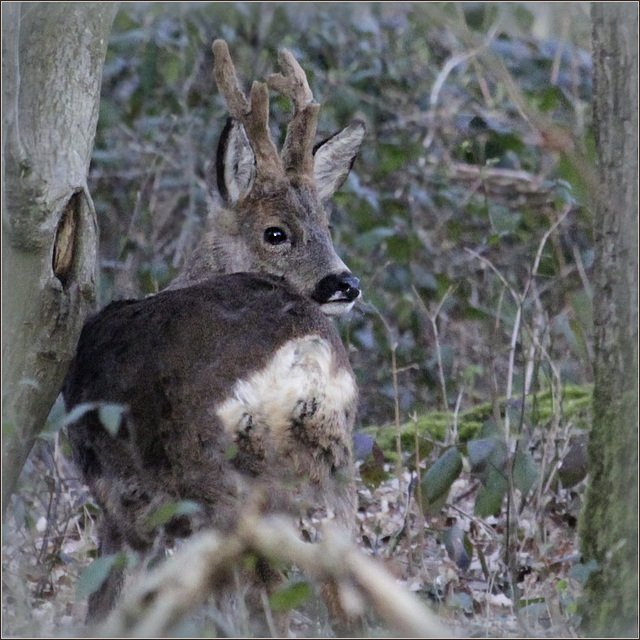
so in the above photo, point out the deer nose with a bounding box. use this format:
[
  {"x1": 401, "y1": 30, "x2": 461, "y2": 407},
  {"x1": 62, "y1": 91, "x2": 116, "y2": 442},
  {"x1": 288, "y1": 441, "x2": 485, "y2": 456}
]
[
  {"x1": 338, "y1": 274, "x2": 361, "y2": 300},
  {"x1": 312, "y1": 272, "x2": 361, "y2": 305}
]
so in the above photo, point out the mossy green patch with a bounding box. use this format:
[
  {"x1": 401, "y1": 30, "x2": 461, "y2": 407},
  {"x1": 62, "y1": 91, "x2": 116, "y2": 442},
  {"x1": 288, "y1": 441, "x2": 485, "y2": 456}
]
[{"x1": 363, "y1": 384, "x2": 593, "y2": 460}]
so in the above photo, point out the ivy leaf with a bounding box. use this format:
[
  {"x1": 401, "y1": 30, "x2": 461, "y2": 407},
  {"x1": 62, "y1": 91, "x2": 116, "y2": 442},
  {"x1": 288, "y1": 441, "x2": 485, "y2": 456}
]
[
  {"x1": 513, "y1": 449, "x2": 539, "y2": 494},
  {"x1": 269, "y1": 581, "x2": 312, "y2": 612},
  {"x1": 467, "y1": 437, "x2": 507, "y2": 475},
  {"x1": 421, "y1": 447, "x2": 462, "y2": 513},
  {"x1": 146, "y1": 500, "x2": 201, "y2": 530},
  {"x1": 475, "y1": 466, "x2": 508, "y2": 517},
  {"x1": 98, "y1": 404, "x2": 126, "y2": 436},
  {"x1": 442, "y1": 525, "x2": 473, "y2": 570},
  {"x1": 76, "y1": 552, "x2": 129, "y2": 598}
]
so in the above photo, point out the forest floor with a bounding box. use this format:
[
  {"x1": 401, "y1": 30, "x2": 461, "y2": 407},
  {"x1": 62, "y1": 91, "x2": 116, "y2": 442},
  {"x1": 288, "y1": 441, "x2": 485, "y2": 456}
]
[{"x1": 2, "y1": 414, "x2": 587, "y2": 638}]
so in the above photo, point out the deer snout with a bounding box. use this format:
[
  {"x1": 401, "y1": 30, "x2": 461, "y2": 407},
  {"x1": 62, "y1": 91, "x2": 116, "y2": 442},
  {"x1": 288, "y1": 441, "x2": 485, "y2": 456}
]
[
  {"x1": 336, "y1": 274, "x2": 361, "y2": 300},
  {"x1": 312, "y1": 272, "x2": 361, "y2": 315}
]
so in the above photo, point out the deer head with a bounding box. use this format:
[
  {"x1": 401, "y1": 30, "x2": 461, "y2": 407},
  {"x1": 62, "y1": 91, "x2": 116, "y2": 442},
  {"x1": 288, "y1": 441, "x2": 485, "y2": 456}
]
[{"x1": 171, "y1": 40, "x2": 365, "y2": 316}]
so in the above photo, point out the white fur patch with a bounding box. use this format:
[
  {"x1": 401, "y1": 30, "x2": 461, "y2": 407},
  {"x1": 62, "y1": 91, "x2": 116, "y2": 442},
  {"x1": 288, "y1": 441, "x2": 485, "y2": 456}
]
[
  {"x1": 216, "y1": 335, "x2": 356, "y2": 443},
  {"x1": 321, "y1": 300, "x2": 356, "y2": 316}
]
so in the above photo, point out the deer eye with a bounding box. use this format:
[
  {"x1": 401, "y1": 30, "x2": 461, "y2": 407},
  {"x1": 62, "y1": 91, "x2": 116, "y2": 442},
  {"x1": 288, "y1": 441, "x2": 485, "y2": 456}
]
[{"x1": 264, "y1": 227, "x2": 288, "y2": 245}]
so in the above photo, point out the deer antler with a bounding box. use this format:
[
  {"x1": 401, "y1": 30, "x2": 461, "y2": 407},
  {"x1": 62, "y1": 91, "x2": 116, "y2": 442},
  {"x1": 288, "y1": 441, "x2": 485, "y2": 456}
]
[
  {"x1": 268, "y1": 49, "x2": 320, "y2": 183},
  {"x1": 212, "y1": 40, "x2": 285, "y2": 183}
]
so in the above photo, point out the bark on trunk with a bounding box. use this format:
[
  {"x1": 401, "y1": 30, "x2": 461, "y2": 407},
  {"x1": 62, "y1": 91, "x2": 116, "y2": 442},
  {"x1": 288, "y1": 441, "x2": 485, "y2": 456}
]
[
  {"x1": 579, "y1": 4, "x2": 638, "y2": 636},
  {"x1": 2, "y1": 2, "x2": 118, "y2": 512}
]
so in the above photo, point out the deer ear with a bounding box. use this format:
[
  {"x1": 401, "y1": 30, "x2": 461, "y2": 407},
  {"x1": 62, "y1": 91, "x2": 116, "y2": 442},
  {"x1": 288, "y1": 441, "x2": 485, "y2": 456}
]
[
  {"x1": 216, "y1": 118, "x2": 256, "y2": 205},
  {"x1": 313, "y1": 120, "x2": 365, "y2": 201}
]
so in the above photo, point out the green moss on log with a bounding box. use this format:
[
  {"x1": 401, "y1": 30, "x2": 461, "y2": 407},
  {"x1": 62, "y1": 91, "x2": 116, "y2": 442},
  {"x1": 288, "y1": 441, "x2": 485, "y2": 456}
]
[{"x1": 363, "y1": 384, "x2": 592, "y2": 460}]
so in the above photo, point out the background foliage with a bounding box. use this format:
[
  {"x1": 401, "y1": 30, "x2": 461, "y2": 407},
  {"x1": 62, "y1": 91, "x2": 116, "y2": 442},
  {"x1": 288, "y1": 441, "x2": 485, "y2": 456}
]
[{"x1": 91, "y1": 2, "x2": 594, "y2": 429}]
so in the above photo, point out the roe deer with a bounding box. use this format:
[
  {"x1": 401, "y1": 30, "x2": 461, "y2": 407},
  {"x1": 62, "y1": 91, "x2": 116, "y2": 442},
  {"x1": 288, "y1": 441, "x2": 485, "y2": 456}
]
[{"x1": 63, "y1": 40, "x2": 365, "y2": 624}]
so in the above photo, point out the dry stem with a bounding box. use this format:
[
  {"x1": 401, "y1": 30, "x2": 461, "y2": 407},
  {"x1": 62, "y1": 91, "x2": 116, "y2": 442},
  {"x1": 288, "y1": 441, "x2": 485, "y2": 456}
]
[{"x1": 99, "y1": 514, "x2": 451, "y2": 638}]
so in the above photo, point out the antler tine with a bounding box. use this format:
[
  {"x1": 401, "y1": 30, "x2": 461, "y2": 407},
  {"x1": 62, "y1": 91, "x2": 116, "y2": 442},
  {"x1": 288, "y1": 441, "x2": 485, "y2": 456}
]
[
  {"x1": 212, "y1": 39, "x2": 284, "y2": 182},
  {"x1": 268, "y1": 49, "x2": 320, "y2": 182}
]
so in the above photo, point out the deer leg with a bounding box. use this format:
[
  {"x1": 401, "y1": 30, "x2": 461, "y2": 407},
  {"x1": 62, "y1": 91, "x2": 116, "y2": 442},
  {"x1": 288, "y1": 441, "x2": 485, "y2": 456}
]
[{"x1": 86, "y1": 517, "x2": 126, "y2": 623}]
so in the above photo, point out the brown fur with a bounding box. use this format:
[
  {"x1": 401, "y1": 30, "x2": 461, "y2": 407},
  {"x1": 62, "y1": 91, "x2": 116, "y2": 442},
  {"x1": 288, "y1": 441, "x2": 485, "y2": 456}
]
[{"x1": 64, "y1": 42, "x2": 365, "y2": 627}]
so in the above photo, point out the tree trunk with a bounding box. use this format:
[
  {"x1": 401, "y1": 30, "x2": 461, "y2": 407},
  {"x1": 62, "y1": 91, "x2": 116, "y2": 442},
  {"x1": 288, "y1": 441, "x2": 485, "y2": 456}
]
[
  {"x1": 579, "y1": 4, "x2": 638, "y2": 637},
  {"x1": 2, "y1": 2, "x2": 118, "y2": 513}
]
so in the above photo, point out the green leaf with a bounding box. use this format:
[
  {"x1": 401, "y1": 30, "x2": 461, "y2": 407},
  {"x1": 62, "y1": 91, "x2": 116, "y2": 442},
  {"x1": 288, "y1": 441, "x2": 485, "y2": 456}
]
[
  {"x1": 512, "y1": 4, "x2": 534, "y2": 31},
  {"x1": 538, "y1": 86, "x2": 563, "y2": 112},
  {"x1": 161, "y1": 55, "x2": 182, "y2": 86},
  {"x1": 377, "y1": 142, "x2": 411, "y2": 175},
  {"x1": 568, "y1": 559, "x2": 598, "y2": 586},
  {"x1": 76, "y1": 553, "x2": 128, "y2": 598},
  {"x1": 474, "y1": 466, "x2": 508, "y2": 517},
  {"x1": 2, "y1": 421, "x2": 16, "y2": 439},
  {"x1": 442, "y1": 525, "x2": 472, "y2": 570},
  {"x1": 467, "y1": 437, "x2": 507, "y2": 475},
  {"x1": 487, "y1": 233, "x2": 501, "y2": 247},
  {"x1": 269, "y1": 581, "x2": 312, "y2": 612},
  {"x1": 422, "y1": 491, "x2": 448, "y2": 517},
  {"x1": 489, "y1": 205, "x2": 521, "y2": 235},
  {"x1": 98, "y1": 404, "x2": 126, "y2": 436},
  {"x1": 512, "y1": 449, "x2": 539, "y2": 494},
  {"x1": 467, "y1": 437, "x2": 497, "y2": 472},
  {"x1": 558, "y1": 435, "x2": 588, "y2": 487},
  {"x1": 421, "y1": 447, "x2": 462, "y2": 511},
  {"x1": 448, "y1": 591, "x2": 474, "y2": 613},
  {"x1": 479, "y1": 419, "x2": 503, "y2": 439},
  {"x1": 519, "y1": 601, "x2": 550, "y2": 624},
  {"x1": 140, "y1": 41, "x2": 159, "y2": 96},
  {"x1": 146, "y1": 500, "x2": 201, "y2": 530}
]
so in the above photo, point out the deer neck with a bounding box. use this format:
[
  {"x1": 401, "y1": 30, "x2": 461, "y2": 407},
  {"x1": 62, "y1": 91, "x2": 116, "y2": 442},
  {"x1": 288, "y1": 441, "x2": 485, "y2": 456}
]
[{"x1": 167, "y1": 229, "x2": 253, "y2": 290}]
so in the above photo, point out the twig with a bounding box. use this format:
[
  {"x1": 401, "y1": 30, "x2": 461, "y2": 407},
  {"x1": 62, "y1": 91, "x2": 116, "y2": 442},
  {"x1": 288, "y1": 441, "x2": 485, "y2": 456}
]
[
  {"x1": 466, "y1": 204, "x2": 571, "y2": 441},
  {"x1": 465, "y1": 247, "x2": 519, "y2": 305},
  {"x1": 412, "y1": 414, "x2": 427, "y2": 570},
  {"x1": 571, "y1": 242, "x2": 593, "y2": 299},
  {"x1": 430, "y1": 27, "x2": 497, "y2": 108},
  {"x1": 550, "y1": 13, "x2": 571, "y2": 86},
  {"x1": 412, "y1": 285, "x2": 455, "y2": 438},
  {"x1": 260, "y1": 588, "x2": 279, "y2": 638},
  {"x1": 504, "y1": 304, "x2": 522, "y2": 440},
  {"x1": 366, "y1": 301, "x2": 406, "y2": 500},
  {"x1": 391, "y1": 342, "x2": 403, "y2": 489},
  {"x1": 452, "y1": 389, "x2": 464, "y2": 444},
  {"x1": 446, "y1": 503, "x2": 499, "y2": 541}
]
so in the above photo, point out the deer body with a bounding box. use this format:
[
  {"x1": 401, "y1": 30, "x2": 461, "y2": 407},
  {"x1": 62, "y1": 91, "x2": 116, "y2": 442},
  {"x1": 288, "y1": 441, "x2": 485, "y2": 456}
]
[
  {"x1": 66, "y1": 274, "x2": 357, "y2": 541},
  {"x1": 63, "y1": 41, "x2": 365, "y2": 623}
]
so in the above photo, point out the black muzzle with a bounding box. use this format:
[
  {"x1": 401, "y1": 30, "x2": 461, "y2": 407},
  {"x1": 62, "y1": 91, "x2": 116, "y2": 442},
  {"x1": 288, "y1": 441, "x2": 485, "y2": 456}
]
[{"x1": 312, "y1": 272, "x2": 361, "y2": 305}]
